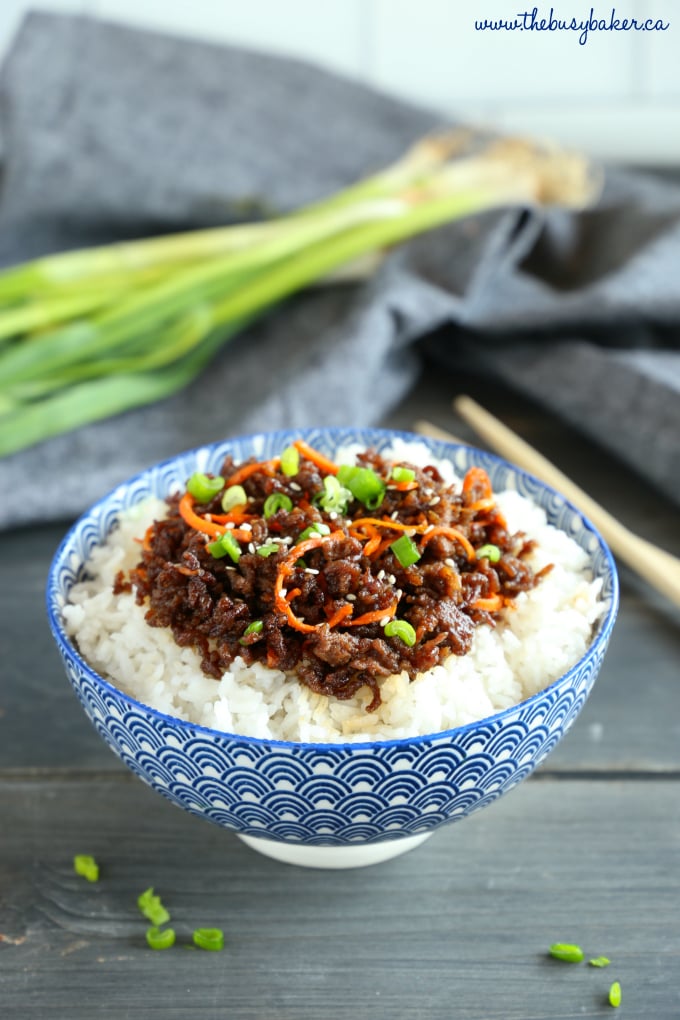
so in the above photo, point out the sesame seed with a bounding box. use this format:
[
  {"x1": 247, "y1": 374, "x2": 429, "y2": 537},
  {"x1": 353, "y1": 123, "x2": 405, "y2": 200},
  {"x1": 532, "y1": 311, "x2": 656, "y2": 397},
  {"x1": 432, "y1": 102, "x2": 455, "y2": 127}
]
[
  {"x1": 424, "y1": 524, "x2": 435, "y2": 533},
  {"x1": 445, "y1": 557, "x2": 455, "y2": 567},
  {"x1": 241, "y1": 523, "x2": 252, "y2": 532},
  {"x1": 429, "y1": 496, "x2": 441, "y2": 506},
  {"x1": 379, "y1": 616, "x2": 391, "y2": 626},
  {"x1": 329, "y1": 511, "x2": 338, "y2": 520},
  {"x1": 346, "y1": 593, "x2": 357, "y2": 601},
  {"x1": 390, "y1": 511, "x2": 399, "y2": 520},
  {"x1": 289, "y1": 482, "x2": 302, "y2": 491},
  {"x1": 377, "y1": 570, "x2": 385, "y2": 581},
  {"x1": 279, "y1": 588, "x2": 287, "y2": 599},
  {"x1": 305, "y1": 568, "x2": 320, "y2": 575},
  {"x1": 225, "y1": 522, "x2": 235, "y2": 529},
  {"x1": 248, "y1": 542, "x2": 256, "y2": 554},
  {"x1": 387, "y1": 574, "x2": 396, "y2": 584}
]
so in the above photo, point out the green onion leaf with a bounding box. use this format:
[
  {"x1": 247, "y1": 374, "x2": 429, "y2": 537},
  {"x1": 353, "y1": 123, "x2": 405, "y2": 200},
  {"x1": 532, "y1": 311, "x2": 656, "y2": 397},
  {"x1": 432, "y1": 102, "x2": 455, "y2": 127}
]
[
  {"x1": 137, "y1": 887, "x2": 171, "y2": 927},
  {"x1": 391, "y1": 466, "x2": 415, "y2": 483},
  {"x1": 337, "y1": 465, "x2": 385, "y2": 509},
  {"x1": 256, "y1": 542, "x2": 280, "y2": 557},
  {"x1": 207, "y1": 530, "x2": 241, "y2": 562},
  {"x1": 186, "y1": 472, "x2": 225, "y2": 503},
  {"x1": 390, "y1": 533, "x2": 421, "y2": 568},
  {"x1": 383, "y1": 619, "x2": 417, "y2": 647},
  {"x1": 589, "y1": 956, "x2": 611, "y2": 968},
  {"x1": 280, "y1": 445, "x2": 300, "y2": 476},
  {"x1": 263, "y1": 492, "x2": 293, "y2": 518},
  {"x1": 240, "y1": 620, "x2": 264, "y2": 645},
  {"x1": 146, "y1": 926, "x2": 176, "y2": 950},
  {"x1": 298, "y1": 522, "x2": 331, "y2": 541},
  {"x1": 608, "y1": 981, "x2": 622, "y2": 1008},
  {"x1": 315, "y1": 474, "x2": 351, "y2": 514},
  {"x1": 192, "y1": 928, "x2": 225, "y2": 951},
  {"x1": 221, "y1": 484, "x2": 247, "y2": 512},
  {"x1": 73, "y1": 854, "x2": 99, "y2": 882},
  {"x1": 548, "y1": 943, "x2": 584, "y2": 963},
  {"x1": 476, "y1": 543, "x2": 501, "y2": 563}
]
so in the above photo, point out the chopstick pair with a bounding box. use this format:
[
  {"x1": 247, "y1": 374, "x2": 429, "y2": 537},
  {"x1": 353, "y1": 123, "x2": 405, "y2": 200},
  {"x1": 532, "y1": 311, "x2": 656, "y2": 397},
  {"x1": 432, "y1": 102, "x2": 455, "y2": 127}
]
[{"x1": 415, "y1": 396, "x2": 680, "y2": 609}]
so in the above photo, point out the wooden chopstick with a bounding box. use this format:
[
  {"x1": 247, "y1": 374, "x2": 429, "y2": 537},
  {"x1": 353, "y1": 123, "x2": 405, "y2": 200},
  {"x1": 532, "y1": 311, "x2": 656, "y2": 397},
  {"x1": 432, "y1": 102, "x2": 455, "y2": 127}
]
[{"x1": 414, "y1": 396, "x2": 680, "y2": 608}]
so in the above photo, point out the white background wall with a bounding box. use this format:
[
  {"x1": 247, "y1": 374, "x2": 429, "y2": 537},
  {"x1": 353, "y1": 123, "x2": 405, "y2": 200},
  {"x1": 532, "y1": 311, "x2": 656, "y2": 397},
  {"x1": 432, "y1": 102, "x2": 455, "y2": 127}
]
[{"x1": 0, "y1": 0, "x2": 678, "y2": 165}]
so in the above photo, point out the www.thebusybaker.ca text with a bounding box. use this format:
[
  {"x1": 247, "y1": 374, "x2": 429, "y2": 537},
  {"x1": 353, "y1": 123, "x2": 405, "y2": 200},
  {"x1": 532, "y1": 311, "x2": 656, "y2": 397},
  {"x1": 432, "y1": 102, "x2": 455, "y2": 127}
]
[{"x1": 474, "y1": 6, "x2": 670, "y2": 45}]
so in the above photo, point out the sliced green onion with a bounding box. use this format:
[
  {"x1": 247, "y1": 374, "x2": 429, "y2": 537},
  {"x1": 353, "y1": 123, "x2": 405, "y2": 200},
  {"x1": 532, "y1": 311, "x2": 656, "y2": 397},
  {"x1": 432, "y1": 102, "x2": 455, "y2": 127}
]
[
  {"x1": 280, "y1": 445, "x2": 300, "y2": 476},
  {"x1": 263, "y1": 492, "x2": 293, "y2": 518},
  {"x1": 298, "y1": 522, "x2": 331, "y2": 541},
  {"x1": 137, "y1": 887, "x2": 171, "y2": 927},
  {"x1": 221, "y1": 484, "x2": 247, "y2": 511},
  {"x1": 589, "y1": 956, "x2": 611, "y2": 968},
  {"x1": 476, "y1": 543, "x2": 501, "y2": 563},
  {"x1": 146, "y1": 926, "x2": 176, "y2": 950},
  {"x1": 192, "y1": 928, "x2": 225, "y2": 951},
  {"x1": 383, "y1": 619, "x2": 417, "y2": 647},
  {"x1": 337, "y1": 464, "x2": 385, "y2": 509},
  {"x1": 390, "y1": 533, "x2": 421, "y2": 568},
  {"x1": 548, "y1": 943, "x2": 584, "y2": 963},
  {"x1": 207, "y1": 530, "x2": 241, "y2": 562},
  {"x1": 391, "y1": 465, "x2": 415, "y2": 483},
  {"x1": 73, "y1": 854, "x2": 99, "y2": 882},
  {"x1": 608, "y1": 981, "x2": 622, "y2": 1007},
  {"x1": 240, "y1": 620, "x2": 264, "y2": 645},
  {"x1": 256, "y1": 542, "x2": 280, "y2": 557},
  {"x1": 316, "y1": 474, "x2": 351, "y2": 514},
  {"x1": 186, "y1": 472, "x2": 224, "y2": 503}
]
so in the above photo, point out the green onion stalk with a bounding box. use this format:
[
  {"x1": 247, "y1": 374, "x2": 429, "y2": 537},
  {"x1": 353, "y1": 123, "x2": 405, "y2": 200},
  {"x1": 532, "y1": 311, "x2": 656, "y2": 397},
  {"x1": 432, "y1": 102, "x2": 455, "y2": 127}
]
[{"x1": 0, "y1": 132, "x2": 600, "y2": 456}]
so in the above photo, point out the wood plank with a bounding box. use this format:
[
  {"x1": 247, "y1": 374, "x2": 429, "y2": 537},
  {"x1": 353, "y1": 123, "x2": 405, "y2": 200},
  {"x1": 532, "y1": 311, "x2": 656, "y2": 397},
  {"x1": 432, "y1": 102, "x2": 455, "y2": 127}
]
[{"x1": 0, "y1": 776, "x2": 678, "y2": 1019}]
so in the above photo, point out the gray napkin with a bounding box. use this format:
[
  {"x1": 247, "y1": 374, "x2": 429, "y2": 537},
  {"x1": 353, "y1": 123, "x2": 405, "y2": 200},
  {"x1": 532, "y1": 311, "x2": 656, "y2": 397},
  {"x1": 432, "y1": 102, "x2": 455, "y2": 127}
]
[{"x1": 0, "y1": 11, "x2": 678, "y2": 528}]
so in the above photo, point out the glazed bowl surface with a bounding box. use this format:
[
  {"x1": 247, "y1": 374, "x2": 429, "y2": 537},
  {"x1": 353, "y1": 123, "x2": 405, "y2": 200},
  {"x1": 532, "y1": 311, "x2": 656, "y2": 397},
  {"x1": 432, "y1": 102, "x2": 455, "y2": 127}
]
[{"x1": 47, "y1": 427, "x2": 618, "y2": 867}]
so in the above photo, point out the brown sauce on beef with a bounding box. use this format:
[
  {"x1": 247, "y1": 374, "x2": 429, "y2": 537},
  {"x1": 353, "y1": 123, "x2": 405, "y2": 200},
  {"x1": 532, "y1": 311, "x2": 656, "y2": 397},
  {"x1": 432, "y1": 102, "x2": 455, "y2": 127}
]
[{"x1": 116, "y1": 448, "x2": 546, "y2": 711}]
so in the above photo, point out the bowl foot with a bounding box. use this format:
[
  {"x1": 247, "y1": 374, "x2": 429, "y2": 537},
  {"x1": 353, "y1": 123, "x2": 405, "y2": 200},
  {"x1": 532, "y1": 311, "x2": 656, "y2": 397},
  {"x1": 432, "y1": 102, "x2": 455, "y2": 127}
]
[{"x1": 237, "y1": 832, "x2": 431, "y2": 869}]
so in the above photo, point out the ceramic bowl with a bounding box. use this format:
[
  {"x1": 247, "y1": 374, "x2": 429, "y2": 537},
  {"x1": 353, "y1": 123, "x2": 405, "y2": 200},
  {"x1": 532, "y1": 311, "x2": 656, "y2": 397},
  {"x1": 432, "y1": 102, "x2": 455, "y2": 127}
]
[{"x1": 47, "y1": 427, "x2": 618, "y2": 868}]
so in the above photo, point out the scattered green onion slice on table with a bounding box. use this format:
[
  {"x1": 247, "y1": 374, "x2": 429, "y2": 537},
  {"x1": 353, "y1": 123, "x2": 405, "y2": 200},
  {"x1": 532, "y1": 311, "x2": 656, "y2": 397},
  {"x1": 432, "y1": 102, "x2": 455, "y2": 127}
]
[
  {"x1": 549, "y1": 943, "x2": 585, "y2": 963},
  {"x1": 391, "y1": 466, "x2": 415, "y2": 483},
  {"x1": 221, "y1": 484, "x2": 247, "y2": 511},
  {"x1": 299, "y1": 522, "x2": 331, "y2": 541},
  {"x1": 146, "y1": 926, "x2": 176, "y2": 950},
  {"x1": 390, "y1": 533, "x2": 421, "y2": 568},
  {"x1": 207, "y1": 530, "x2": 242, "y2": 562},
  {"x1": 608, "y1": 981, "x2": 622, "y2": 1007},
  {"x1": 192, "y1": 928, "x2": 225, "y2": 951},
  {"x1": 186, "y1": 472, "x2": 225, "y2": 503},
  {"x1": 337, "y1": 465, "x2": 385, "y2": 509},
  {"x1": 263, "y1": 493, "x2": 293, "y2": 518},
  {"x1": 137, "y1": 887, "x2": 171, "y2": 926},
  {"x1": 280, "y1": 445, "x2": 300, "y2": 476},
  {"x1": 383, "y1": 619, "x2": 417, "y2": 647},
  {"x1": 589, "y1": 956, "x2": 611, "y2": 968},
  {"x1": 73, "y1": 854, "x2": 99, "y2": 882},
  {"x1": 476, "y1": 543, "x2": 501, "y2": 563}
]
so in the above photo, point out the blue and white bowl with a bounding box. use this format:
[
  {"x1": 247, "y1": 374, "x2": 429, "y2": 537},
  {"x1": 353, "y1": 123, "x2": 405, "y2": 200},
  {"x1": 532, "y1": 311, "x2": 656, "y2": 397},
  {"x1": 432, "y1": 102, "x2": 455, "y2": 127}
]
[{"x1": 47, "y1": 428, "x2": 618, "y2": 868}]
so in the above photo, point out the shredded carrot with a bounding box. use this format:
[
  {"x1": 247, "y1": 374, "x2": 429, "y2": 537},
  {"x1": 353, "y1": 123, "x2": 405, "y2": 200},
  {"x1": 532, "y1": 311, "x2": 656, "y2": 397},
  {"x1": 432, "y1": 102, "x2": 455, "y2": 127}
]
[
  {"x1": 472, "y1": 595, "x2": 504, "y2": 612},
  {"x1": 225, "y1": 458, "x2": 279, "y2": 487},
  {"x1": 392, "y1": 480, "x2": 419, "y2": 492},
  {"x1": 173, "y1": 565, "x2": 200, "y2": 577},
  {"x1": 209, "y1": 510, "x2": 255, "y2": 525},
  {"x1": 274, "y1": 531, "x2": 346, "y2": 633},
  {"x1": 285, "y1": 587, "x2": 302, "y2": 603},
  {"x1": 465, "y1": 497, "x2": 496, "y2": 513},
  {"x1": 326, "y1": 603, "x2": 354, "y2": 628},
  {"x1": 462, "y1": 466, "x2": 493, "y2": 499},
  {"x1": 179, "y1": 492, "x2": 224, "y2": 537},
  {"x1": 293, "y1": 438, "x2": 339, "y2": 476},
  {"x1": 350, "y1": 516, "x2": 426, "y2": 535},
  {"x1": 419, "y1": 525, "x2": 476, "y2": 561},
  {"x1": 347, "y1": 600, "x2": 398, "y2": 627}
]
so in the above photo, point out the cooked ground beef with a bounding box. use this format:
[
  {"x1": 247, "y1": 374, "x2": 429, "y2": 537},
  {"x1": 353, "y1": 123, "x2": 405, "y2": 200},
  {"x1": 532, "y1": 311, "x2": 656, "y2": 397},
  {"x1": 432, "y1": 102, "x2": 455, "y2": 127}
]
[{"x1": 117, "y1": 446, "x2": 545, "y2": 710}]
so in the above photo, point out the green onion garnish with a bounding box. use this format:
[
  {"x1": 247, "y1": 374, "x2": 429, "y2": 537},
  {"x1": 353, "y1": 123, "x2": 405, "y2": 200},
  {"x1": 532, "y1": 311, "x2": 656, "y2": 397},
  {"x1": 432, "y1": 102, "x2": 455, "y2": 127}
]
[
  {"x1": 221, "y1": 484, "x2": 247, "y2": 512},
  {"x1": 263, "y1": 492, "x2": 293, "y2": 518},
  {"x1": 137, "y1": 887, "x2": 171, "y2": 927},
  {"x1": 298, "y1": 522, "x2": 331, "y2": 541},
  {"x1": 383, "y1": 619, "x2": 417, "y2": 647},
  {"x1": 73, "y1": 854, "x2": 99, "y2": 882},
  {"x1": 608, "y1": 981, "x2": 622, "y2": 1007},
  {"x1": 280, "y1": 445, "x2": 300, "y2": 476},
  {"x1": 240, "y1": 620, "x2": 264, "y2": 644},
  {"x1": 549, "y1": 943, "x2": 584, "y2": 963},
  {"x1": 589, "y1": 956, "x2": 611, "y2": 968},
  {"x1": 146, "y1": 926, "x2": 176, "y2": 950},
  {"x1": 186, "y1": 472, "x2": 224, "y2": 503},
  {"x1": 192, "y1": 928, "x2": 225, "y2": 951},
  {"x1": 391, "y1": 466, "x2": 415, "y2": 483},
  {"x1": 476, "y1": 543, "x2": 501, "y2": 563},
  {"x1": 207, "y1": 530, "x2": 241, "y2": 562},
  {"x1": 390, "y1": 533, "x2": 421, "y2": 568},
  {"x1": 337, "y1": 465, "x2": 385, "y2": 509},
  {"x1": 316, "y1": 474, "x2": 351, "y2": 514},
  {"x1": 256, "y1": 542, "x2": 280, "y2": 557}
]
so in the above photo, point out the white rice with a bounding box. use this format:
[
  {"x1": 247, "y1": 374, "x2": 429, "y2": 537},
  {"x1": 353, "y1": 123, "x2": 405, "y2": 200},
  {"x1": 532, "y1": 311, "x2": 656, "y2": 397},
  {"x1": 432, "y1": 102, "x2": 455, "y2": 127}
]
[{"x1": 62, "y1": 442, "x2": 605, "y2": 743}]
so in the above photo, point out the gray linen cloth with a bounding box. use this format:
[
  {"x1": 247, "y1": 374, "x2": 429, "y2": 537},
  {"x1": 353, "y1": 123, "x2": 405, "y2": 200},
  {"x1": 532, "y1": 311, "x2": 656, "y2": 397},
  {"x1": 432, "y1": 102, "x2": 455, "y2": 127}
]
[{"x1": 0, "y1": 11, "x2": 678, "y2": 528}]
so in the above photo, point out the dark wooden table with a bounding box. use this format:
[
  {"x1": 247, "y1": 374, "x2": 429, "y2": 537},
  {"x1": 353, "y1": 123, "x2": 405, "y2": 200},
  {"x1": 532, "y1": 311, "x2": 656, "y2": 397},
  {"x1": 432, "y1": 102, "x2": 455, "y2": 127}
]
[{"x1": 1, "y1": 367, "x2": 679, "y2": 1019}]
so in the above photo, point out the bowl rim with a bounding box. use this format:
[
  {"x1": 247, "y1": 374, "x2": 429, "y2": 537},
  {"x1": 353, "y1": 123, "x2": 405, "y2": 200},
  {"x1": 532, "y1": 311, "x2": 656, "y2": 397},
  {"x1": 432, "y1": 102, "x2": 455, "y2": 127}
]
[{"x1": 46, "y1": 425, "x2": 619, "y2": 752}]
